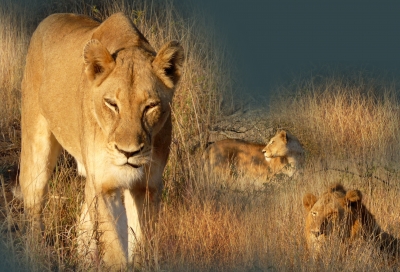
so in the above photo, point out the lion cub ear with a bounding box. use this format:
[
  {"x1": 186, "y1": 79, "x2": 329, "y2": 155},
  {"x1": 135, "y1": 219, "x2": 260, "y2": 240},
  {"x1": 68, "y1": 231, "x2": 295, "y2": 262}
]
[
  {"x1": 303, "y1": 193, "x2": 318, "y2": 212},
  {"x1": 83, "y1": 39, "x2": 115, "y2": 84},
  {"x1": 152, "y1": 40, "x2": 184, "y2": 89}
]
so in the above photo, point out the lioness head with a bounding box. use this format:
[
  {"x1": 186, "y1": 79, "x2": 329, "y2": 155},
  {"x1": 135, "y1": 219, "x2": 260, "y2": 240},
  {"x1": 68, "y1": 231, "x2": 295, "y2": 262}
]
[
  {"x1": 303, "y1": 184, "x2": 362, "y2": 254},
  {"x1": 262, "y1": 130, "x2": 291, "y2": 160},
  {"x1": 82, "y1": 13, "x2": 184, "y2": 172}
]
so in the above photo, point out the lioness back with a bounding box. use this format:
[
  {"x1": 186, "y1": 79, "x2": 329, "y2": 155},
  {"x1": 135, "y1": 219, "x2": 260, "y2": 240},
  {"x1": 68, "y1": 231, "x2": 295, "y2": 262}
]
[{"x1": 203, "y1": 139, "x2": 269, "y2": 180}]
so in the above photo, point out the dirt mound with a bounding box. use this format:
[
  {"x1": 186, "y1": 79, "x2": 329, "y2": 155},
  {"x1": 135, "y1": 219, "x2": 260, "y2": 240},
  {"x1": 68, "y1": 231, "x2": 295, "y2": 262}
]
[{"x1": 208, "y1": 108, "x2": 274, "y2": 144}]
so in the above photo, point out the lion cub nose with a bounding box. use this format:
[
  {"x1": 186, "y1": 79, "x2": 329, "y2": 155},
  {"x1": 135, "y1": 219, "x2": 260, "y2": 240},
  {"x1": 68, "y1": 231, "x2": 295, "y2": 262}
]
[{"x1": 115, "y1": 144, "x2": 144, "y2": 158}]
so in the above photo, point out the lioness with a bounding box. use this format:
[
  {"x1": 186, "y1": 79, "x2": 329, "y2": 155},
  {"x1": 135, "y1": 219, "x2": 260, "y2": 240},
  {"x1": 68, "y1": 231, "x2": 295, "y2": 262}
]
[
  {"x1": 20, "y1": 13, "x2": 183, "y2": 268},
  {"x1": 203, "y1": 130, "x2": 304, "y2": 187},
  {"x1": 303, "y1": 183, "x2": 400, "y2": 258},
  {"x1": 262, "y1": 130, "x2": 304, "y2": 177}
]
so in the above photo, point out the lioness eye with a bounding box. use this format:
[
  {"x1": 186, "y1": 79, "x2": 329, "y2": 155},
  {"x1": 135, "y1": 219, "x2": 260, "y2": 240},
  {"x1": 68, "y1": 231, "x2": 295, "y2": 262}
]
[
  {"x1": 104, "y1": 98, "x2": 119, "y2": 113},
  {"x1": 145, "y1": 101, "x2": 160, "y2": 113},
  {"x1": 311, "y1": 211, "x2": 317, "y2": 217}
]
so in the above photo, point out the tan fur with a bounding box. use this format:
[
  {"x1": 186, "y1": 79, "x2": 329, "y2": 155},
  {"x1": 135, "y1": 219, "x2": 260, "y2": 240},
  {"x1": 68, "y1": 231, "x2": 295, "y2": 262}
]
[
  {"x1": 19, "y1": 13, "x2": 184, "y2": 269},
  {"x1": 203, "y1": 130, "x2": 304, "y2": 188},
  {"x1": 262, "y1": 130, "x2": 305, "y2": 177},
  {"x1": 303, "y1": 183, "x2": 400, "y2": 258},
  {"x1": 203, "y1": 139, "x2": 269, "y2": 181}
]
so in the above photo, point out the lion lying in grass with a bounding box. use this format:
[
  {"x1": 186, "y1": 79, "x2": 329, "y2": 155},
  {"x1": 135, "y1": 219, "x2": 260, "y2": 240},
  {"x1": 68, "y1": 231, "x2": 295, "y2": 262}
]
[
  {"x1": 203, "y1": 130, "x2": 304, "y2": 187},
  {"x1": 303, "y1": 183, "x2": 400, "y2": 258}
]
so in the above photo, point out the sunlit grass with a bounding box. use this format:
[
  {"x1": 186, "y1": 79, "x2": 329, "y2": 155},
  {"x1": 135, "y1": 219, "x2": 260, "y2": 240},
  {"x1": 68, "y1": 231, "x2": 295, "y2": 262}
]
[
  {"x1": 0, "y1": 0, "x2": 400, "y2": 271},
  {"x1": 269, "y1": 74, "x2": 400, "y2": 168},
  {"x1": 0, "y1": 1, "x2": 30, "y2": 144}
]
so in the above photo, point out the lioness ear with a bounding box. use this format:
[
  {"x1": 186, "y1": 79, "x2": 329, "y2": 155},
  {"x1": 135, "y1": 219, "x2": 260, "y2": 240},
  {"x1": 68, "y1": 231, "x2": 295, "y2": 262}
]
[
  {"x1": 345, "y1": 190, "x2": 362, "y2": 206},
  {"x1": 153, "y1": 40, "x2": 184, "y2": 89},
  {"x1": 83, "y1": 39, "x2": 115, "y2": 84},
  {"x1": 278, "y1": 130, "x2": 288, "y2": 143},
  {"x1": 303, "y1": 193, "x2": 318, "y2": 211}
]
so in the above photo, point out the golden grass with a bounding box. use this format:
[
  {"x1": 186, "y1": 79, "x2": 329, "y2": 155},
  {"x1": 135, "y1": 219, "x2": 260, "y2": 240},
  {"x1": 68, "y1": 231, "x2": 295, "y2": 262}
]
[
  {"x1": 0, "y1": 1, "x2": 29, "y2": 144},
  {"x1": 269, "y1": 74, "x2": 400, "y2": 162},
  {"x1": 268, "y1": 74, "x2": 400, "y2": 188},
  {"x1": 1, "y1": 0, "x2": 400, "y2": 271}
]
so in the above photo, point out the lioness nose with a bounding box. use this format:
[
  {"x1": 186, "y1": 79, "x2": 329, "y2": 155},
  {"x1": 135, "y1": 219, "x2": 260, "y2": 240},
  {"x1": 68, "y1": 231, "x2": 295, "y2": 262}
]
[
  {"x1": 115, "y1": 144, "x2": 144, "y2": 158},
  {"x1": 311, "y1": 230, "x2": 322, "y2": 237}
]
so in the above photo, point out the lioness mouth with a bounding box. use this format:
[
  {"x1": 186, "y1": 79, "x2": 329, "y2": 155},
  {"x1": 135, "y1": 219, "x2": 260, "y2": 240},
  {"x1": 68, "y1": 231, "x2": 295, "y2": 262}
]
[{"x1": 126, "y1": 162, "x2": 142, "y2": 168}]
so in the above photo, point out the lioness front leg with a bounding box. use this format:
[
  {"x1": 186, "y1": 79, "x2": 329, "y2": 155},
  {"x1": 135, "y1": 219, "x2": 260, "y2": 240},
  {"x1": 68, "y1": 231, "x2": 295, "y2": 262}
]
[
  {"x1": 20, "y1": 114, "x2": 62, "y2": 233},
  {"x1": 124, "y1": 182, "x2": 162, "y2": 266},
  {"x1": 83, "y1": 179, "x2": 129, "y2": 269}
]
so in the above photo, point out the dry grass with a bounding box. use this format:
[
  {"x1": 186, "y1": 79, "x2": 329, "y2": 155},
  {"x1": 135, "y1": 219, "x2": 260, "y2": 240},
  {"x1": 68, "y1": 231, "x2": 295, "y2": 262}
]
[
  {"x1": 269, "y1": 74, "x2": 400, "y2": 181},
  {"x1": 1, "y1": 0, "x2": 400, "y2": 271},
  {"x1": 0, "y1": 1, "x2": 29, "y2": 147},
  {"x1": 269, "y1": 74, "x2": 400, "y2": 161}
]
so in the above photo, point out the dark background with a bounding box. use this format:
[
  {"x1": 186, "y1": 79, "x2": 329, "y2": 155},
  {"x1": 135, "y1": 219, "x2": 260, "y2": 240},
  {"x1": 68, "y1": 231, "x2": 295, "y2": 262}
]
[
  {"x1": 8, "y1": 0, "x2": 400, "y2": 102},
  {"x1": 193, "y1": 0, "x2": 400, "y2": 101}
]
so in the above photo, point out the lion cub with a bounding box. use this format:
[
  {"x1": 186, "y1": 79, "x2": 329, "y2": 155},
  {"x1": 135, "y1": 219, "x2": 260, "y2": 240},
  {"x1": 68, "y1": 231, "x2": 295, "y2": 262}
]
[{"x1": 203, "y1": 130, "x2": 304, "y2": 187}]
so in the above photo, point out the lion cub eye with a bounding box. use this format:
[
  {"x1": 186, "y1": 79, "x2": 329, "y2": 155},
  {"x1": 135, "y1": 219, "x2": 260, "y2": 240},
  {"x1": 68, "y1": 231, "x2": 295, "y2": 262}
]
[{"x1": 104, "y1": 98, "x2": 119, "y2": 113}]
